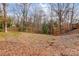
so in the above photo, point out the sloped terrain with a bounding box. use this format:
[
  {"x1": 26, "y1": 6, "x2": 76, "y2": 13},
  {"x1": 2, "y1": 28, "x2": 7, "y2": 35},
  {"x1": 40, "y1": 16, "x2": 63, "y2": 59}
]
[
  {"x1": 0, "y1": 30, "x2": 79, "y2": 56},
  {"x1": 63, "y1": 29, "x2": 79, "y2": 35}
]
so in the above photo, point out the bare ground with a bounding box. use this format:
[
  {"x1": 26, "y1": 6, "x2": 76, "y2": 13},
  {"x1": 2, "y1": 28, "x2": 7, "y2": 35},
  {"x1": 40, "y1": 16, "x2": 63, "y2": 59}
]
[{"x1": 0, "y1": 29, "x2": 79, "y2": 56}]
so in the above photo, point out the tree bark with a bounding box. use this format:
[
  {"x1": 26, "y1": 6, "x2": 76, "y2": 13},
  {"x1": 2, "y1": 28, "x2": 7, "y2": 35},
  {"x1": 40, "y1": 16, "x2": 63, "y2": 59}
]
[{"x1": 3, "y1": 3, "x2": 7, "y2": 32}]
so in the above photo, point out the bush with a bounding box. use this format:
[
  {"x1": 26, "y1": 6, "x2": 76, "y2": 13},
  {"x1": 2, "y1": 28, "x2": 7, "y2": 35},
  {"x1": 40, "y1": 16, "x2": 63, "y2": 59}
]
[
  {"x1": 0, "y1": 16, "x2": 13, "y2": 32},
  {"x1": 0, "y1": 23, "x2": 3, "y2": 32},
  {"x1": 0, "y1": 16, "x2": 3, "y2": 32},
  {"x1": 7, "y1": 17, "x2": 13, "y2": 28},
  {"x1": 42, "y1": 22, "x2": 49, "y2": 34},
  {"x1": 16, "y1": 20, "x2": 27, "y2": 32}
]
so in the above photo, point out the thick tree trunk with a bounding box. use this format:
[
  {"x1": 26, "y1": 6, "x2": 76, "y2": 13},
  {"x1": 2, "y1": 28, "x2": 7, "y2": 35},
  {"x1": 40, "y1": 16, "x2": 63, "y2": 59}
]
[{"x1": 3, "y1": 3, "x2": 7, "y2": 32}]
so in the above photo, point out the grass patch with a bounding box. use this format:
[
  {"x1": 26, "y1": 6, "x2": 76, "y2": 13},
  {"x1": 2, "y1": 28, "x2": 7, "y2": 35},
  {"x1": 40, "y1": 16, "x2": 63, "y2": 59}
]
[{"x1": 0, "y1": 32, "x2": 21, "y2": 41}]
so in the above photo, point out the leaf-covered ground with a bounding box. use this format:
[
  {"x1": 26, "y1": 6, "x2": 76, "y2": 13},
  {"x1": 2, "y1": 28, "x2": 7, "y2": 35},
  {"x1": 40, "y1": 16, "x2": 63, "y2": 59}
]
[{"x1": 0, "y1": 29, "x2": 79, "y2": 56}]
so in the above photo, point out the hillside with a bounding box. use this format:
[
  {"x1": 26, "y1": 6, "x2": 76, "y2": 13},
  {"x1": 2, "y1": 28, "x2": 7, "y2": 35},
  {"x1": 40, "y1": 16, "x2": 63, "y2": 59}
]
[{"x1": 0, "y1": 30, "x2": 79, "y2": 55}]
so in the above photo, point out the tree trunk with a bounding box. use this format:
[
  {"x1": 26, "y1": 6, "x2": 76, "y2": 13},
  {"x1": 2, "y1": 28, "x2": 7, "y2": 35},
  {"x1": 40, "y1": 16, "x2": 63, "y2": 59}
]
[{"x1": 3, "y1": 3, "x2": 7, "y2": 32}]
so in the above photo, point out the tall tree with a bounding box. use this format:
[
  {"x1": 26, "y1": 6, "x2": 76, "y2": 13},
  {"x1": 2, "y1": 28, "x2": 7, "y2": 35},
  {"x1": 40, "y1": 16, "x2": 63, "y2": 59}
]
[
  {"x1": 49, "y1": 3, "x2": 71, "y2": 34},
  {"x1": 21, "y1": 3, "x2": 31, "y2": 31},
  {"x1": 2, "y1": 3, "x2": 7, "y2": 32},
  {"x1": 70, "y1": 3, "x2": 75, "y2": 30}
]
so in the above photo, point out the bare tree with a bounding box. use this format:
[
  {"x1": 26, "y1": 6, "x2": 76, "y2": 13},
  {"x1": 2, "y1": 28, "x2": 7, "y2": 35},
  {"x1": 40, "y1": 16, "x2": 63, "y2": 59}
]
[
  {"x1": 70, "y1": 3, "x2": 75, "y2": 30},
  {"x1": 49, "y1": 3, "x2": 71, "y2": 34},
  {"x1": 12, "y1": 3, "x2": 31, "y2": 31},
  {"x1": 21, "y1": 3, "x2": 31, "y2": 31},
  {"x1": 2, "y1": 3, "x2": 7, "y2": 32}
]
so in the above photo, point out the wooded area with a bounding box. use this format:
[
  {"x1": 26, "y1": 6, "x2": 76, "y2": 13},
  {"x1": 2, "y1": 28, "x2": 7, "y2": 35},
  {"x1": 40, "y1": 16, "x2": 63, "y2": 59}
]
[
  {"x1": 0, "y1": 3, "x2": 79, "y2": 56},
  {"x1": 0, "y1": 3, "x2": 79, "y2": 35}
]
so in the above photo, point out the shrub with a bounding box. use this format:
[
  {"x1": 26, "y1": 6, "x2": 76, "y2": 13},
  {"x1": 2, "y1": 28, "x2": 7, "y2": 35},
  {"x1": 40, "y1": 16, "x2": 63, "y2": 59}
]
[{"x1": 42, "y1": 22, "x2": 49, "y2": 34}]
